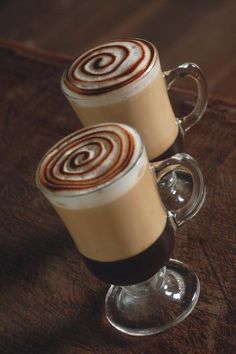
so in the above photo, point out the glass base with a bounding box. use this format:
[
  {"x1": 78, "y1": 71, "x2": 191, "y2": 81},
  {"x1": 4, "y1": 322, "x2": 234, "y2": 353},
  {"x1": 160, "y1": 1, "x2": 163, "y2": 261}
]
[
  {"x1": 159, "y1": 170, "x2": 193, "y2": 211},
  {"x1": 105, "y1": 259, "x2": 200, "y2": 336}
]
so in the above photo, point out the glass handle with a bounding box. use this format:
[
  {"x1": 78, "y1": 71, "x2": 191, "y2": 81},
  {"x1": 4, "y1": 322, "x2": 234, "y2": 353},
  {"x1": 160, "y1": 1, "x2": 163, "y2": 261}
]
[
  {"x1": 151, "y1": 153, "x2": 206, "y2": 227},
  {"x1": 164, "y1": 63, "x2": 208, "y2": 132}
]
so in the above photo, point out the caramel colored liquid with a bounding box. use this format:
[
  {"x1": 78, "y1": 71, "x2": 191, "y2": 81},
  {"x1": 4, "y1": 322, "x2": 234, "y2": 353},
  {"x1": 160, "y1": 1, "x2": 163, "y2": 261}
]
[
  {"x1": 54, "y1": 164, "x2": 167, "y2": 262},
  {"x1": 69, "y1": 69, "x2": 178, "y2": 160}
]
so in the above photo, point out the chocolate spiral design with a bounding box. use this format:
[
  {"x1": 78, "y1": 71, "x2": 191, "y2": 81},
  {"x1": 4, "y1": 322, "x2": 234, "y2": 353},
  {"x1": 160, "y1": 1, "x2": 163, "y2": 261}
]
[
  {"x1": 63, "y1": 38, "x2": 156, "y2": 95},
  {"x1": 38, "y1": 124, "x2": 137, "y2": 193}
]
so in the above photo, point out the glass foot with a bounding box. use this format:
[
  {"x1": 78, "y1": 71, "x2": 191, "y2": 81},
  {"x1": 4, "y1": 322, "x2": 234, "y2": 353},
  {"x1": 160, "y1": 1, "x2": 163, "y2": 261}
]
[
  {"x1": 105, "y1": 259, "x2": 200, "y2": 336},
  {"x1": 159, "y1": 170, "x2": 194, "y2": 211}
]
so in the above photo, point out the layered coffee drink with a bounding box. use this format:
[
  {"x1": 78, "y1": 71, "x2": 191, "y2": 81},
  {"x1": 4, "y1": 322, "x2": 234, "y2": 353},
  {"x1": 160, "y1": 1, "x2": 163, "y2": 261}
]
[
  {"x1": 36, "y1": 123, "x2": 174, "y2": 285},
  {"x1": 61, "y1": 38, "x2": 183, "y2": 161}
]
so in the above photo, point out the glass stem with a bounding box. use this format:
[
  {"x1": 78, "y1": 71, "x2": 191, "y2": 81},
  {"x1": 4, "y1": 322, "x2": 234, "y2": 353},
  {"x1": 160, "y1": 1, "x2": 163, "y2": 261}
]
[{"x1": 122, "y1": 267, "x2": 166, "y2": 299}]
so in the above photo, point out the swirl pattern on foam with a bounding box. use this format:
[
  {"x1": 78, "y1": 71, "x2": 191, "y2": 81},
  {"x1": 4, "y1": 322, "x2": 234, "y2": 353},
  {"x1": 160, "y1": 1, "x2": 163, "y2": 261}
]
[
  {"x1": 63, "y1": 38, "x2": 156, "y2": 95},
  {"x1": 38, "y1": 124, "x2": 140, "y2": 194}
]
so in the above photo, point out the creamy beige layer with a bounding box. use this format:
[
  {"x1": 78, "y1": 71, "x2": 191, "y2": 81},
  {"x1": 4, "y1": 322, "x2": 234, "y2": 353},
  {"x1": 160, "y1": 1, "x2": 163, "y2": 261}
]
[
  {"x1": 55, "y1": 164, "x2": 167, "y2": 262},
  {"x1": 69, "y1": 70, "x2": 178, "y2": 160}
]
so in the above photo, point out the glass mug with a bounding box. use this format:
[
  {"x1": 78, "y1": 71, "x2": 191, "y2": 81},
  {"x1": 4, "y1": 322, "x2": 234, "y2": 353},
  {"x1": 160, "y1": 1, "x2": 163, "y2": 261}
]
[
  {"x1": 36, "y1": 123, "x2": 206, "y2": 336},
  {"x1": 61, "y1": 37, "x2": 207, "y2": 209}
]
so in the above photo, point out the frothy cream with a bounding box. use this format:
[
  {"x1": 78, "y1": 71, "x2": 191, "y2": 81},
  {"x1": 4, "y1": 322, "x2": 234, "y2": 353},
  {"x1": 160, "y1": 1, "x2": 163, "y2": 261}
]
[
  {"x1": 61, "y1": 38, "x2": 158, "y2": 106},
  {"x1": 36, "y1": 123, "x2": 145, "y2": 208}
]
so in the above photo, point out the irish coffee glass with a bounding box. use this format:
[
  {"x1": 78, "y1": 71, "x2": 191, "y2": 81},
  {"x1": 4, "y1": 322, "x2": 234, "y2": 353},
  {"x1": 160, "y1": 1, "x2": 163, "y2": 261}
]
[{"x1": 36, "y1": 124, "x2": 206, "y2": 336}]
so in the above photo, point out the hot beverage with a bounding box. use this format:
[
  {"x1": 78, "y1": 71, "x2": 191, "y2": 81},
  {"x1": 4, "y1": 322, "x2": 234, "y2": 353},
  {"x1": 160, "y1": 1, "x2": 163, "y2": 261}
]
[
  {"x1": 61, "y1": 38, "x2": 206, "y2": 161},
  {"x1": 36, "y1": 122, "x2": 206, "y2": 335},
  {"x1": 36, "y1": 123, "x2": 173, "y2": 285}
]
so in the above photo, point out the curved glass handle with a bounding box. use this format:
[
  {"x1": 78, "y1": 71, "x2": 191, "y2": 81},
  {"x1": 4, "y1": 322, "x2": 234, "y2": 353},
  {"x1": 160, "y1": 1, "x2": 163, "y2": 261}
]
[
  {"x1": 151, "y1": 153, "x2": 206, "y2": 227},
  {"x1": 164, "y1": 63, "x2": 208, "y2": 132}
]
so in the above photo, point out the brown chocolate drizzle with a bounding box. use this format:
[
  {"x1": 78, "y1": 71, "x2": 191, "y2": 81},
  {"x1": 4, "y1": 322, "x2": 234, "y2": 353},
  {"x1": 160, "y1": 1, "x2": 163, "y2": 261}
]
[
  {"x1": 38, "y1": 124, "x2": 135, "y2": 192},
  {"x1": 63, "y1": 39, "x2": 156, "y2": 96}
]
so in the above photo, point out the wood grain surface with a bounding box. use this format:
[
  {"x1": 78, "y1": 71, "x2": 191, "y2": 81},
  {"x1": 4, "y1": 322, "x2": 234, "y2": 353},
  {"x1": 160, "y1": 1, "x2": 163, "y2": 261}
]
[
  {"x1": 0, "y1": 0, "x2": 235, "y2": 99},
  {"x1": 0, "y1": 41, "x2": 235, "y2": 354}
]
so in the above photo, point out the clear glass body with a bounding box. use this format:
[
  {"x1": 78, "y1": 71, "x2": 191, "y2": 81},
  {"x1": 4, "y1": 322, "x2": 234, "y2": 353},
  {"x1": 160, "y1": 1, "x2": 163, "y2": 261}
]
[{"x1": 36, "y1": 125, "x2": 206, "y2": 335}]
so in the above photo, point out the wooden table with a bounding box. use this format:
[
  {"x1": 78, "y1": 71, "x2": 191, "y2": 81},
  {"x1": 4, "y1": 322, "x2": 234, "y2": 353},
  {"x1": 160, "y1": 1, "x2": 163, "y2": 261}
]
[{"x1": 0, "y1": 40, "x2": 235, "y2": 354}]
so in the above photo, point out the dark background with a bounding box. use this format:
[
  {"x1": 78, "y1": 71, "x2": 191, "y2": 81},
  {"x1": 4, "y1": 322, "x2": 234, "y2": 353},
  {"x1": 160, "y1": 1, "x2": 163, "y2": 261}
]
[{"x1": 0, "y1": 0, "x2": 235, "y2": 98}]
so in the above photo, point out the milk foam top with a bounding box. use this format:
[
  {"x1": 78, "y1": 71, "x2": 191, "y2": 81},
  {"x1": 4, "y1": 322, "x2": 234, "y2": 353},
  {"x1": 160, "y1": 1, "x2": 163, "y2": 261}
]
[
  {"x1": 61, "y1": 38, "x2": 159, "y2": 104},
  {"x1": 36, "y1": 123, "x2": 146, "y2": 209}
]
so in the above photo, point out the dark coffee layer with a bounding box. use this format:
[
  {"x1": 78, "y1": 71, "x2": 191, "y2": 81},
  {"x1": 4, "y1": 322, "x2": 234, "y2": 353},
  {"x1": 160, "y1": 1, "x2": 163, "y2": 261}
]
[
  {"x1": 151, "y1": 128, "x2": 184, "y2": 162},
  {"x1": 82, "y1": 220, "x2": 174, "y2": 285}
]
